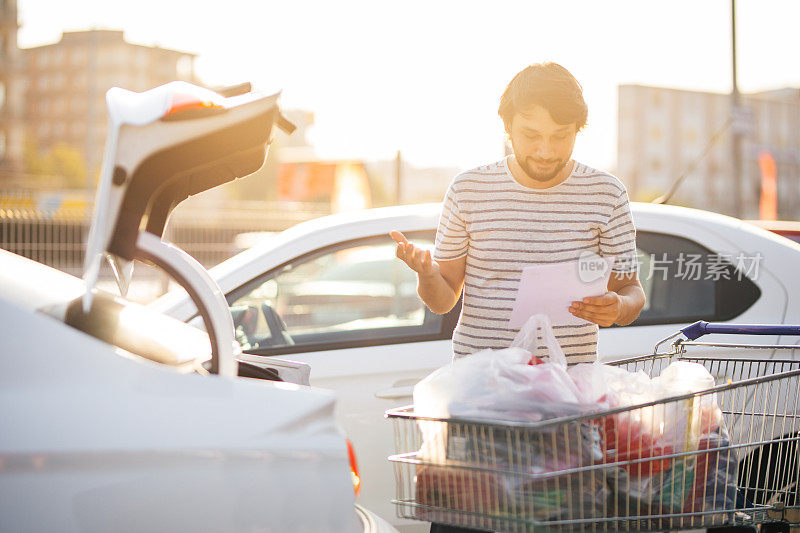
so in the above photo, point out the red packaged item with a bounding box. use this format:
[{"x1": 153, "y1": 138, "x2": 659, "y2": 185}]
[
  {"x1": 415, "y1": 465, "x2": 502, "y2": 525},
  {"x1": 603, "y1": 412, "x2": 673, "y2": 478},
  {"x1": 528, "y1": 355, "x2": 546, "y2": 366}
]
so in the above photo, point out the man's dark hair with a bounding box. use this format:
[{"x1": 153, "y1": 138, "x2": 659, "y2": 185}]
[{"x1": 498, "y1": 62, "x2": 588, "y2": 133}]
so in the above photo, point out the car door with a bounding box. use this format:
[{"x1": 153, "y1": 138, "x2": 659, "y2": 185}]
[
  {"x1": 223, "y1": 216, "x2": 786, "y2": 528},
  {"x1": 226, "y1": 230, "x2": 458, "y2": 527},
  {"x1": 598, "y1": 224, "x2": 786, "y2": 363}
]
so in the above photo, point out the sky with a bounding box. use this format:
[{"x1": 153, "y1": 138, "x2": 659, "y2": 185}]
[{"x1": 16, "y1": 0, "x2": 800, "y2": 172}]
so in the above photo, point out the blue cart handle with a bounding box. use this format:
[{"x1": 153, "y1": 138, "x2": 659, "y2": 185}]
[{"x1": 681, "y1": 321, "x2": 800, "y2": 341}]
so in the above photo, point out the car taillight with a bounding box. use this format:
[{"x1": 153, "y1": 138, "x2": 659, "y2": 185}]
[
  {"x1": 163, "y1": 92, "x2": 226, "y2": 121},
  {"x1": 346, "y1": 439, "x2": 361, "y2": 497}
]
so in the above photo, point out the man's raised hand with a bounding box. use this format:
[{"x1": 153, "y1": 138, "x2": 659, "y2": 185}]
[{"x1": 390, "y1": 231, "x2": 437, "y2": 277}]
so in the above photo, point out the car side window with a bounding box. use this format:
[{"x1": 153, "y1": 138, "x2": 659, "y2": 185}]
[
  {"x1": 228, "y1": 233, "x2": 456, "y2": 355},
  {"x1": 631, "y1": 231, "x2": 761, "y2": 326}
]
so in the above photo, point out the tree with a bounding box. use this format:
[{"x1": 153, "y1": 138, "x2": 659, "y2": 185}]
[
  {"x1": 49, "y1": 143, "x2": 87, "y2": 189},
  {"x1": 23, "y1": 137, "x2": 87, "y2": 189}
]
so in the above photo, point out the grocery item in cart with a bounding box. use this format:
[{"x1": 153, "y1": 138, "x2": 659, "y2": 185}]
[
  {"x1": 412, "y1": 316, "x2": 612, "y2": 524},
  {"x1": 388, "y1": 321, "x2": 800, "y2": 532},
  {"x1": 606, "y1": 461, "x2": 694, "y2": 517},
  {"x1": 569, "y1": 362, "x2": 672, "y2": 477},
  {"x1": 435, "y1": 418, "x2": 604, "y2": 472},
  {"x1": 414, "y1": 315, "x2": 599, "y2": 425},
  {"x1": 414, "y1": 465, "x2": 503, "y2": 525},
  {"x1": 413, "y1": 315, "x2": 603, "y2": 468},
  {"x1": 682, "y1": 431, "x2": 738, "y2": 518},
  {"x1": 577, "y1": 362, "x2": 736, "y2": 526},
  {"x1": 604, "y1": 431, "x2": 738, "y2": 529},
  {"x1": 414, "y1": 464, "x2": 609, "y2": 525},
  {"x1": 570, "y1": 360, "x2": 724, "y2": 478}
]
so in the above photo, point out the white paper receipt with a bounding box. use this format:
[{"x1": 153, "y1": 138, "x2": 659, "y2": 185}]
[{"x1": 509, "y1": 253, "x2": 616, "y2": 327}]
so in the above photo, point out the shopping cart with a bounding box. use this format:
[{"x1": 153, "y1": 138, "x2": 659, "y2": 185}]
[{"x1": 386, "y1": 322, "x2": 800, "y2": 532}]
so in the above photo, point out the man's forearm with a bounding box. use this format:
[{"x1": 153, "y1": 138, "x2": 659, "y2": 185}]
[
  {"x1": 417, "y1": 268, "x2": 460, "y2": 315},
  {"x1": 390, "y1": 231, "x2": 464, "y2": 314},
  {"x1": 614, "y1": 284, "x2": 646, "y2": 326}
]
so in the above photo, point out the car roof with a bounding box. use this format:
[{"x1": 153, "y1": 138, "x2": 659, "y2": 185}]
[
  {"x1": 219, "y1": 202, "x2": 442, "y2": 268},
  {"x1": 152, "y1": 200, "x2": 773, "y2": 317},
  {"x1": 217, "y1": 201, "x2": 758, "y2": 271},
  {"x1": 155, "y1": 200, "x2": 800, "y2": 326},
  {"x1": 212, "y1": 201, "x2": 764, "y2": 278}
]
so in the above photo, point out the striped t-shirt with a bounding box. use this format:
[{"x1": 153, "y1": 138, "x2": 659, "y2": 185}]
[{"x1": 433, "y1": 156, "x2": 638, "y2": 363}]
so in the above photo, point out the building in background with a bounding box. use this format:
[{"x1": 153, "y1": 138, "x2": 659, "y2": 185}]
[
  {"x1": 275, "y1": 155, "x2": 457, "y2": 208},
  {"x1": 617, "y1": 84, "x2": 800, "y2": 219},
  {"x1": 275, "y1": 112, "x2": 456, "y2": 208},
  {"x1": 21, "y1": 29, "x2": 197, "y2": 187},
  {"x1": 0, "y1": 0, "x2": 25, "y2": 175},
  {"x1": 362, "y1": 158, "x2": 458, "y2": 206}
]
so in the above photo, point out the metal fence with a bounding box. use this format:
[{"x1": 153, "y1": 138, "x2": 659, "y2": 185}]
[
  {"x1": 0, "y1": 195, "x2": 329, "y2": 302},
  {"x1": 1, "y1": 208, "x2": 88, "y2": 277}
]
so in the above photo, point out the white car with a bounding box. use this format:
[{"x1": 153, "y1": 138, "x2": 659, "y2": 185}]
[
  {"x1": 0, "y1": 81, "x2": 398, "y2": 533},
  {"x1": 151, "y1": 201, "x2": 800, "y2": 529},
  {"x1": 0, "y1": 249, "x2": 398, "y2": 533}
]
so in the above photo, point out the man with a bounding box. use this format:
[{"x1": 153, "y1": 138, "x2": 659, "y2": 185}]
[{"x1": 391, "y1": 62, "x2": 646, "y2": 365}]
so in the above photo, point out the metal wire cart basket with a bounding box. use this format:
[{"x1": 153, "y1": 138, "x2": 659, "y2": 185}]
[{"x1": 387, "y1": 322, "x2": 800, "y2": 531}]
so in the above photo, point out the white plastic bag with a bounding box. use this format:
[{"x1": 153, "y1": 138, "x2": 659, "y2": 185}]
[
  {"x1": 596, "y1": 361, "x2": 733, "y2": 523},
  {"x1": 508, "y1": 312, "x2": 568, "y2": 367},
  {"x1": 568, "y1": 362, "x2": 652, "y2": 407},
  {"x1": 568, "y1": 360, "x2": 722, "y2": 455},
  {"x1": 652, "y1": 361, "x2": 722, "y2": 452},
  {"x1": 413, "y1": 316, "x2": 609, "y2": 520},
  {"x1": 414, "y1": 315, "x2": 592, "y2": 423}
]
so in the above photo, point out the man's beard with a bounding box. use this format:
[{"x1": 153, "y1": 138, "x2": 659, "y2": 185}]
[{"x1": 517, "y1": 155, "x2": 570, "y2": 183}]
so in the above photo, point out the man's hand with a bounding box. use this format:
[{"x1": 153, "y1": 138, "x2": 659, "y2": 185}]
[
  {"x1": 569, "y1": 292, "x2": 621, "y2": 327},
  {"x1": 389, "y1": 230, "x2": 465, "y2": 315},
  {"x1": 390, "y1": 230, "x2": 436, "y2": 277}
]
